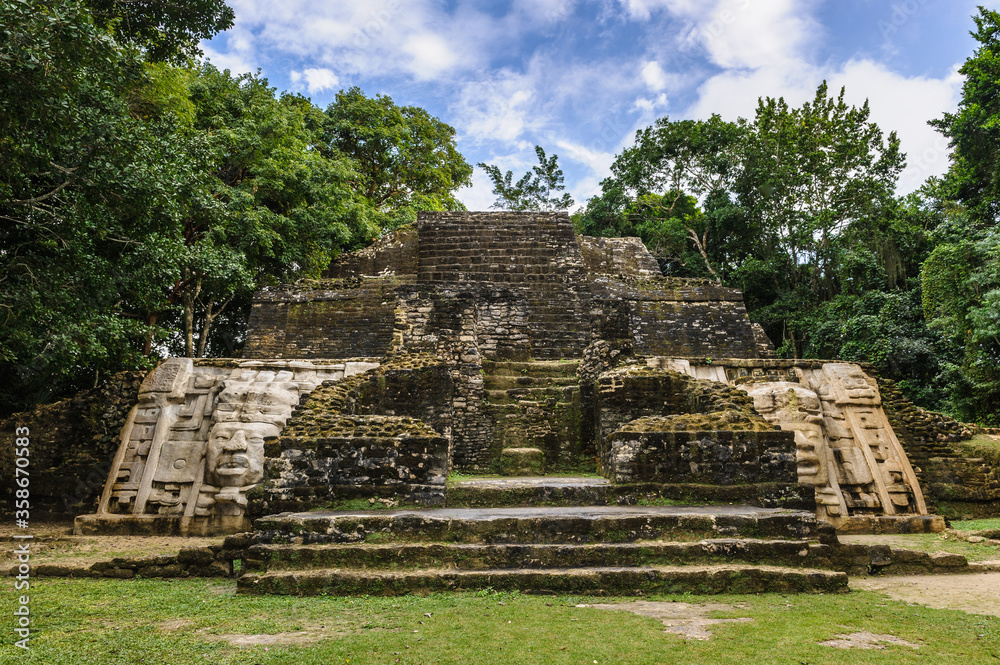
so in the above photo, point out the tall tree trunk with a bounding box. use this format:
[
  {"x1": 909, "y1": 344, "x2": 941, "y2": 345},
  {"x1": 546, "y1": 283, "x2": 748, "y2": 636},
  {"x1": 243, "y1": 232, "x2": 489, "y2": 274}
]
[
  {"x1": 196, "y1": 298, "x2": 213, "y2": 359},
  {"x1": 196, "y1": 293, "x2": 234, "y2": 358},
  {"x1": 143, "y1": 311, "x2": 160, "y2": 356},
  {"x1": 182, "y1": 274, "x2": 201, "y2": 358}
]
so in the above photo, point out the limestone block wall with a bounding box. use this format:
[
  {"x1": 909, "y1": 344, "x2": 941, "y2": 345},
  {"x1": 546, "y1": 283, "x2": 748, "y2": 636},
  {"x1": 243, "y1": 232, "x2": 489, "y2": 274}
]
[
  {"x1": 649, "y1": 357, "x2": 935, "y2": 527},
  {"x1": 594, "y1": 365, "x2": 761, "y2": 451},
  {"x1": 482, "y1": 360, "x2": 586, "y2": 473},
  {"x1": 392, "y1": 287, "x2": 493, "y2": 470},
  {"x1": 250, "y1": 355, "x2": 453, "y2": 511},
  {"x1": 243, "y1": 213, "x2": 770, "y2": 372},
  {"x1": 589, "y1": 277, "x2": 761, "y2": 358},
  {"x1": 594, "y1": 364, "x2": 781, "y2": 481},
  {"x1": 323, "y1": 226, "x2": 419, "y2": 279},
  {"x1": 578, "y1": 236, "x2": 661, "y2": 278},
  {"x1": 0, "y1": 372, "x2": 145, "y2": 517},
  {"x1": 252, "y1": 415, "x2": 449, "y2": 514},
  {"x1": 416, "y1": 211, "x2": 590, "y2": 360},
  {"x1": 877, "y1": 378, "x2": 999, "y2": 516},
  {"x1": 607, "y1": 424, "x2": 797, "y2": 486},
  {"x1": 244, "y1": 277, "x2": 405, "y2": 359}
]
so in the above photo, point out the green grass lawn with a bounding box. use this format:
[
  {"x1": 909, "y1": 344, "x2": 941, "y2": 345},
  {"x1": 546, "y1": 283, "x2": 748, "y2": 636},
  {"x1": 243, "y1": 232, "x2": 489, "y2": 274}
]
[
  {"x1": 838, "y1": 532, "x2": 1000, "y2": 562},
  {"x1": 952, "y1": 518, "x2": 1000, "y2": 532},
  {"x1": 3, "y1": 579, "x2": 999, "y2": 664}
]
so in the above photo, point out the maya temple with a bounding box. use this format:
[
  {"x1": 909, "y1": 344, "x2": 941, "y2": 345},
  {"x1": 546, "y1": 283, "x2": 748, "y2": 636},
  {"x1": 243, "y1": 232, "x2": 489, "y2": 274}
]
[{"x1": 59, "y1": 211, "x2": 987, "y2": 538}]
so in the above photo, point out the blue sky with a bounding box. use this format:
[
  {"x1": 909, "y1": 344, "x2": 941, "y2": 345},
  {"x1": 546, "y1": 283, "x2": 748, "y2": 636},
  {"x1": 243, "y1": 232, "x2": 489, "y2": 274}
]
[{"x1": 202, "y1": 0, "x2": 990, "y2": 210}]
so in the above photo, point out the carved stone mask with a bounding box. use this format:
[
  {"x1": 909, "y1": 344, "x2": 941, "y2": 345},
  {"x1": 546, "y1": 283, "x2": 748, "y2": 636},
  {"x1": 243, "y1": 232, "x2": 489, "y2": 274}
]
[
  {"x1": 205, "y1": 422, "x2": 273, "y2": 487},
  {"x1": 747, "y1": 382, "x2": 828, "y2": 486}
]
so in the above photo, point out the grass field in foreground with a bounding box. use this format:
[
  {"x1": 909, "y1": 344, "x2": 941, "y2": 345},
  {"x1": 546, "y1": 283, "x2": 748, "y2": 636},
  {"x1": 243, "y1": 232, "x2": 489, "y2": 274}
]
[
  {"x1": 951, "y1": 518, "x2": 1000, "y2": 532},
  {"x1": 2, "y1": 578, "x2": 998, "y2": 664}
]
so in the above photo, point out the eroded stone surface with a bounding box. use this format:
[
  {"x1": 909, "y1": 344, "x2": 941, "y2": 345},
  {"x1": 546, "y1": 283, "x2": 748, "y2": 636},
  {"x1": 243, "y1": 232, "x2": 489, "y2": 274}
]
[
  {"x1": 77, "y1": 359, "x2": 374, "y2": 535},
  {"x1": 649, "y1": 358, "x2": 931, "y2": 528}
]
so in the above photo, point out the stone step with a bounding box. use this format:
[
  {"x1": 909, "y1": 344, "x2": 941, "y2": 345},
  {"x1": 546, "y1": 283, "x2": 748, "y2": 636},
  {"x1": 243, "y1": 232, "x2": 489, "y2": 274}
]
[
  {"x1": 483, "y1": 376, "x2": 580, "y2": 390},
  {"x1": 483, "y1": 360, "x2": 580, "y2": 377},
  {"x1": 484, "y1": 387, "x2": 578, "y2": 404},
  {"x1": 236, "y1": 564, "x2": 849, "y2": 596},
  {"x1": 443, "y1": 478, "x2": 813, "y2": 511},
  {"x1": 245, "y1": 506, "x2": 829, "y2": 546},
  {"x1": 238, "y1": 539, "x2": 840, "y2": 574}
]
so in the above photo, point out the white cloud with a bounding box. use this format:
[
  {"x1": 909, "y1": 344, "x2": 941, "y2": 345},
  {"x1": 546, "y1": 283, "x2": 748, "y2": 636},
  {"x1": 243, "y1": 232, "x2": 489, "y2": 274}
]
[
  {"x1": 403, "y1": 34, "x2": 459, "y2": 80},
  {"x1": 830, "y1": 60, "x2": 962, "y2": 193},
  {"x1": 640, "y1": 61, "x2": 669, "y2": 91},
  {"x1": 207, "y1": 0, "x2": 488, "y2": 82},
  {"x1": 460, "y1": 169, "x2": 501, "y2": 211},
  {"x1": 290, "y1": 67, "x2": 340, "y2": 94},
  {"x1": 201, "y1": 42, "x2": 256, "y2": 76},
  {"x1": 699, "y1": 0, "x2": 820, "y2": 69},
  {"x1": 555, "y1": 139, "x2": 616, "y2": 176},
  {"x1": 454, "y1": 74, "x2": 538, "y2": 143},
  {"x1": 685, "y1": 59, "x2": 962, "y2": 195},
  {"x1": 633, "y1": 93, "x2": 669, "y2": 113},
  {"x1": 513, "y1": 0, "x2": 576, "y2": 23}
]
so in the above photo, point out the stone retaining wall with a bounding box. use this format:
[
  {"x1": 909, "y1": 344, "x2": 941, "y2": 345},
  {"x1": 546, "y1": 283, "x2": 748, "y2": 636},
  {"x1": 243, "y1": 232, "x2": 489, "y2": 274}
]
[{"x1": 0, "y1": 372, "x2": 145, "y2": 517}]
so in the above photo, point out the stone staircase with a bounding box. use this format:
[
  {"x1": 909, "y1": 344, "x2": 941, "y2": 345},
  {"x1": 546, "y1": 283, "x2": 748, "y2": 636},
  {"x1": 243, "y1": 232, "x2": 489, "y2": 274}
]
[
  {"x1": 482, "y1": 360, "x2": 585, "y2": 474},
  {"x1": 227, "y1": 504, "x2": 853, "y2": 596}
]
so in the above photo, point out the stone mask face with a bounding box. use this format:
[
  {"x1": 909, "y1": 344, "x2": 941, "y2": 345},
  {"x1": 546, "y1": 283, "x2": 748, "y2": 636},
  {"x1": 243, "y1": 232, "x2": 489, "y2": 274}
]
[
  {"x1": 205, "y1": 422, "x2": 274, "y2": 487},
  {"x1": 747, "y1": 383, "x2": 828, "y2": 486}
]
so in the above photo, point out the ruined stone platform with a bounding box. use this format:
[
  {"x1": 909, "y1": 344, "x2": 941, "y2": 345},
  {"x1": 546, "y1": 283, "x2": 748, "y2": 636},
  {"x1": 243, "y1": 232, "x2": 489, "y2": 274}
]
[
  {"x1": 834, "y1": 515, "x2": 946, "y2": 534},
  {"x1": 246, "y1": 505, "x2": 829, "y2": 546},
  {"x1": 444, "y1": 476, "x2": 812, "y2": 510},
  {"x1": 237, "y1": 564, "x2": 848, "y2": 597}
]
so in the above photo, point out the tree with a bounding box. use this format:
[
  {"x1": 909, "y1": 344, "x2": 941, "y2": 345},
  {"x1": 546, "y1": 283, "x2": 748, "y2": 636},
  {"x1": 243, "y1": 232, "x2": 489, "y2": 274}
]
[
  {"x1": 0, "y1": 0, "x2": 165, "y2": 411},
  {"x1": 151, "y1": 65, "x2": 378, "y2": 359},
  {"x1": 478, "y1": 145, "x2": 574, "y2": 211},
  {"x1": 921, "y1": 229, "x2": 1000, "y2": 423},
  {"x1": 734, "y1": 82, "x2": 905, "y2": 357},
  {"x1": 85, "y1": 0, "x2": 234, "y2": 62},
  {"x1": 921, "y1": 6, "x2": 1000, "y2": 423},
  {"x1": 322, "y1": 87, "x2": 472, "y2": 228},
  {"x1": 930, "y1": 6, "x2": 1000, "y2": 227},
  {"x1": 578, "y1": 116, "x2": 743, "y2": 279}
]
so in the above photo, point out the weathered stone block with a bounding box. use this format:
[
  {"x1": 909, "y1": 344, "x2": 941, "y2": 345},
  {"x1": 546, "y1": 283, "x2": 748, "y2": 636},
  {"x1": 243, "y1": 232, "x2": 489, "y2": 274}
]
[{"x1": 499, "y1": 447, "x2": 546, "y2": 476}]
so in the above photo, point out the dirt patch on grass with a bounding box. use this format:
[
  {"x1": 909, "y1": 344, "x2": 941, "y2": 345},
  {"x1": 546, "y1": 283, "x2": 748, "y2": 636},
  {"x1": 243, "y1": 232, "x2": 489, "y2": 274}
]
[
  {"x1": 210, "y1": 629, "x2": 350, "y2": 647},
  {"x1": 577, "y1": 601, "x2": 752, "y2": 640},
  {"x1": 157, "y1": 619, "x2": 195, "y2": 631},
  {"x1": 852, "y1": 572, "x2": 1000, "y2": 617},
  {"x1": 819, "y1": 632, "x2": 920, "y2": 650},
  {"x1": 156, "y1": 617, "x2": 352, "y2": 646}
]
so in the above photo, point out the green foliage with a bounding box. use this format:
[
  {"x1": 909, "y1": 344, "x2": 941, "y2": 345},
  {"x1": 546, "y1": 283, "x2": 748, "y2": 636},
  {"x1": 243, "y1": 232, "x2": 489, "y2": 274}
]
[
  {"x1": 930, "y1": 6, "x2": 1000, "y2": 227},
  {"x1": 0, "y1": 1, "x2": 474, "y2": 414},
  {"x1": 478, "y1": 145, "x2": 575, "y2": 211},
  {"x1": 0, "y1": 0, "x2": 162, "y2": 409},
  {"x1": 807, "y1": 286, "x2": 951, "y2": 408},
  {"x1": 734, "y1": 82, "x2": 905, "y2": 357},
  {"x1": 322, "y1": 86, "x2": 472, "y2": 227},
  {"x1": 85, "y1": 0, "x2": 234, "y2": 63},
  {"x1": 922, "y1": 6, "x2": 1000, "y2": 423},
  {"x1": 579, "y1": 116, "x2": 743, "y2": 278},
  {"x1": 921, "y1": 229, "x2": 1000, "y2": 423}
]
